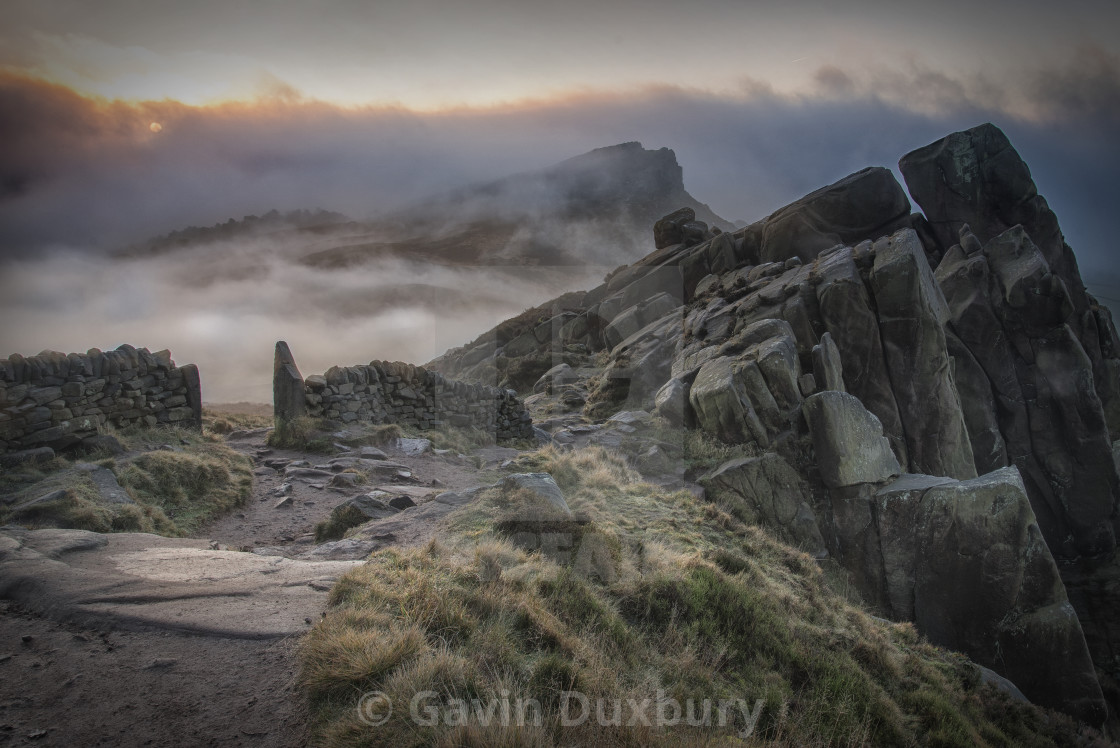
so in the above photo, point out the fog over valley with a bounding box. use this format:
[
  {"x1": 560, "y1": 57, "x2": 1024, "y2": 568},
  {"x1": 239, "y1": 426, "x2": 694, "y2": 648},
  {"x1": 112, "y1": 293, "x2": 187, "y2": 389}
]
[
  {"x1": 3, "y1": 42, "x2": 1119, "y2": 402},
  {"x1": 0, "y1": 234, "x2": 611, "y2": 402}
]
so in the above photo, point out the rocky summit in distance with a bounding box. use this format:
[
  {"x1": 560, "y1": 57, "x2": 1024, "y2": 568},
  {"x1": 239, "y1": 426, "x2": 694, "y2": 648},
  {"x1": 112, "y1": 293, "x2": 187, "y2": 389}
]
[
  {"x1": 298, "y1": 142, "x2": 734, "y2": 269},
  {"x1": 429, "y1": 122, "x2": 1120, "y2": 728}
]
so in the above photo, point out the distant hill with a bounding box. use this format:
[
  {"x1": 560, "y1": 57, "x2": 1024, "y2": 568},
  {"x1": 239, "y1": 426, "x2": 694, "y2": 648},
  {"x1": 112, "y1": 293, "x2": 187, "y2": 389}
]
[
  {"x1": 402, "y1": 141, "x2": 730, "y2": 240},
  {"x1": 125, "y1": 143, "x2": 731, "y2": 270},
  {"x1": 118, "y1": 209, "x2": 350, "y2": 258}
]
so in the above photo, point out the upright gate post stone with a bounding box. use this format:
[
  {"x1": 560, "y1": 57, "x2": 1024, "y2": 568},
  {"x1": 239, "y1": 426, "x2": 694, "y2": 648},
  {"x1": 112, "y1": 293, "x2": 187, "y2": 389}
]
[{"x1": 274, "y1": 341, "x2": 306, "y2": 422}]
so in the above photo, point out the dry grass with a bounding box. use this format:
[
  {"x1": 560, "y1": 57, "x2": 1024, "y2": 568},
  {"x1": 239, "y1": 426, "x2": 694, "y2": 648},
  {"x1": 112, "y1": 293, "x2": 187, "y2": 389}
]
[
  {"x1": 300, "y1": 445, "x2": 1096, "y2": 747},
  {"x1": 413, "y1": 425, "x2": 497, "y2": 454},
  {"x1": 1, "y1": 426, "x2": 250, "y2": 537},
  {"x1": 203, "y1": 404, "x2": 273, "y2": 434},
  {"x1": 1, "y1": 473, "x2": 176, "y2": 534},
  {"x1": 0, "y1": 455, "x2": 71, "y2": 496},
  {"x1": 115, "y1": 437, "x2": 253, "y2": 535}
]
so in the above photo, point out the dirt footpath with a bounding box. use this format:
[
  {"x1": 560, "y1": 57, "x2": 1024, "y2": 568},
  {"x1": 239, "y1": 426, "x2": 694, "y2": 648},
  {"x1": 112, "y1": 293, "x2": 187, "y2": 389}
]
[
  {"x1": 0, "y1": 423, "x2": 512, "y2": 747},
  {"x1": 0, "y1": 601, "x2": 309, "y2": 747}
]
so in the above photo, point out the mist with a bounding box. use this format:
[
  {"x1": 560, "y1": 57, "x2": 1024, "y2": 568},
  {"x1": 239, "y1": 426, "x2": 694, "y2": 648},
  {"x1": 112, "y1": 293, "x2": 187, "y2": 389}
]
[
  {"x1": 3, "y1": 50, "x2": 1119, "y2": 402},
  {"x1": 0, "y1": 234, "x2": 608, "y2": 402}
]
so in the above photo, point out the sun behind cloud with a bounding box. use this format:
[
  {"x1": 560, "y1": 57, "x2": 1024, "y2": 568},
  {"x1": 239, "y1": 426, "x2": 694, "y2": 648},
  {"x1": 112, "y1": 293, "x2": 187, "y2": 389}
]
[{"x1": 149, "y1": 121, "x2": 162, "y2": 133}]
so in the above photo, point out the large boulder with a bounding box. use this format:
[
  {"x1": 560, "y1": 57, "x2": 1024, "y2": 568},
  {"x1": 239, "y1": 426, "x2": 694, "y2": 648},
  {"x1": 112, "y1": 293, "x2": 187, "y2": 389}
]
[
  {"x1": 653, "y1": 207, "x2": 711, "y2": 249},
  {"x1": 688, "y1": 321, "x2": 805, "y2": 447},
  {"x1": 653, "y1": 378, "x2": 690, "y2": 427},
  {"x1": 812, "y1": 245, "x2": 908, "y2": 464},
  {"x1": 875, "y1": 468, "x2": 1106, "y2": 725},
  {"x1": 802, "y1": 391, "x2": 901, "y2": 489},
  {"x1": 869, "y1": 229, "x2": 975, "y2": 479},
  {"x1": 495, "y1": 474, "x2": 584, "y2": 550},
  {"x1": 499, "y1": 473, "x2": 571, "y2": 519},
  {"x1": 701, "y1": 453, "x2": 827, "y2": 556},
  {"x1": 689, "y1": 356, "x2": 768, "y2": 446},
  {"x1": 899, "y1": 123, "x2": 1080, "y2": 300},
  {"x1": 900, "y1": 122, "x2": 1120, "y2": 438},
  {"x1": 760, "y1": 166, "x2": 912, "y2": 264}
]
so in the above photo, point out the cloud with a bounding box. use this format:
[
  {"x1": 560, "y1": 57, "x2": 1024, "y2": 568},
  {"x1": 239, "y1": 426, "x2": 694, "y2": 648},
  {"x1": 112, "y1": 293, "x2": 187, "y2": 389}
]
[
  {"x1": 1026, "y1": 46, "x2": 1120, "y2": 130},
  {"x1": 0, "y1": 238, "x2": 607, "y2": 401},
  {"x1": 3, "y1": 54, "x2": 1120, "y2": 400},
  {"x1": 5, "y1": 51, "x2": 1117, "y2": 253}
]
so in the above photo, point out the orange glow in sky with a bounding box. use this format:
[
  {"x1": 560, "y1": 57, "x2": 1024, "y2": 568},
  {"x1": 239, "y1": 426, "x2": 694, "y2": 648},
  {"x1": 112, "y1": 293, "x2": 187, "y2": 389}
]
[{"x1": 4, "y1": 0, "x2": 1116, "y2": 112}]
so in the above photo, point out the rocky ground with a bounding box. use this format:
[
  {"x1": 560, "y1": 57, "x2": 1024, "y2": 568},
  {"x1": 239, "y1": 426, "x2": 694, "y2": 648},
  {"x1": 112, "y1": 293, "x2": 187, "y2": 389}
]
[{"x1": 0, "y1": 416, "x2": 525, "y2": 748}]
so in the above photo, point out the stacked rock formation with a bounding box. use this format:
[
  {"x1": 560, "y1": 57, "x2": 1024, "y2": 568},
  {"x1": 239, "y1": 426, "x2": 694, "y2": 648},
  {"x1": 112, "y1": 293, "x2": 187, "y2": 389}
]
[
  {"x1": 273, "y1": 342, "x2": 533, "y2": 442},
  {"x1": 0, "y1": 345, "x2": 201, "y2": 454},
  {"x1": 430, "y1": 123, "x2": 1120, "y2": 726}
]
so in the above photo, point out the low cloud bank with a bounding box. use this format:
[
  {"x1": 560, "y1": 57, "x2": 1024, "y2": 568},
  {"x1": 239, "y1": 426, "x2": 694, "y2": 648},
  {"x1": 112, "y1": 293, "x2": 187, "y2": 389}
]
[
  {"x1": 3, "y1": 51, "x2": 1118, "y2": 399},
  {"x1": 0, "y1": 238, "x2": 606, "y2": 402}
]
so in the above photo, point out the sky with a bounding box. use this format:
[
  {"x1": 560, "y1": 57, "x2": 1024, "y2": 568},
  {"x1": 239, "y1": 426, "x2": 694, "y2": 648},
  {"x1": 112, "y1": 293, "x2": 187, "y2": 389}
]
[{"x1": 1, "y1": 0, "x2": 1119, "y2": 400}]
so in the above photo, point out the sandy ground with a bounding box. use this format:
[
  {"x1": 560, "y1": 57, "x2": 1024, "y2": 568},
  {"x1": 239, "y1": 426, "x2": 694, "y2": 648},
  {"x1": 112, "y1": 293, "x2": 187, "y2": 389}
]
[
  {"x1": 0, "y1": 411, "x2": 511, "y2": 747},
  {"x1": 0, "y1": 600, "x2": 309, "y2": 747}
]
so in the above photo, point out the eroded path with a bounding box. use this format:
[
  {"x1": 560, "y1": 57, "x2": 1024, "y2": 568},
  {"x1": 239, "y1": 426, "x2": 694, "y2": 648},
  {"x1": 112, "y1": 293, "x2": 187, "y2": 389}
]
[{"x1": 0, "y1": 427, "x2": 516, "y2": 747}]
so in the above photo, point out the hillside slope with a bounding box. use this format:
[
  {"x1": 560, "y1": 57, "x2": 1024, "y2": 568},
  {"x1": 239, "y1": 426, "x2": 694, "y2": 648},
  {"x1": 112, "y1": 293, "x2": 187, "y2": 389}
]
[{"x1": 427, "y1": 122, "x2": 1120, "y2": 729}]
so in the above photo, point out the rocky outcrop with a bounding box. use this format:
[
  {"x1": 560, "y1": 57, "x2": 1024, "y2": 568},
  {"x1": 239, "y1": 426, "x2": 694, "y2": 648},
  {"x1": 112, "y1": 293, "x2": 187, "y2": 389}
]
[
  {"x1": 931, "y1": 216, "x2": 1120, "y2": 695},
  {"x1": 276, "y1": 343, "x2": 533, "y2": 442},
  {"x1": 934, "y1": 227, "x2": 1119, "y2": 559},
  {"x1": 875, "y1": 468, "x2": 1105, "y2": 724},
  {"x1": 0, "y1": 345, "x2": 201, "y2": 453},
  {"x1": 426, "y1": 123, "x2": 1120, "y2": 724},
  {"x1": 900, "y1": 122, "x2": 1120, "y2": 440},
  {"x1": 700, "y1": 453, "x2": 826, "y2": 556},
  {"x1": 812, "y1": 244, "x2": 908, "y2": 463},
  {"x1": 869, "y1": 230, "x2": 975, "y2": 479},
  {"x1": 760, "y1": 166, "x2": 913, "y2": 264},
  {"x1": 796, "y1": 390, "x2": 1105, "y2": 722}
]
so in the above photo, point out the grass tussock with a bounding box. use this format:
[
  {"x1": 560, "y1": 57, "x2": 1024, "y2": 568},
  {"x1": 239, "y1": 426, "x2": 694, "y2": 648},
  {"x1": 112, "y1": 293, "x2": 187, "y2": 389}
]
[
  {"x1": 1, "y1": 426, "x2": 248, "y2": 537},
  {"x1": 581, "y1": 372, "x2": 631, "y2": 422},
  {"x1": 315, "y1": 503, "x2": 376, "y2": 543},
  {"x1": 115, "y1": 436, "x2": 253, "y2": 535},
  {"x1": 346, "y1": 423, "x2": 405, "y2": 447},
  {"x1": 0, "y1": 456, "x2": 71, "y2": 496},
  {"x1": 268, "y1": 416, "x2": 337, "y2": 453},
  {"x1": 678, "y1": 428, "x2": 761, "y2": 474},
  {"x1": 1, "y1": 475, "x2": 176, "y2": 534},
  {"x1": 301, "y1": 445, "x2": 1095, "y2": 747},
  {"x1": 203, "y1": 406, "x2": 272, "y2": 434},
  {"x1": 412, "y1": 425, "x2": 497, "y2": 454}
]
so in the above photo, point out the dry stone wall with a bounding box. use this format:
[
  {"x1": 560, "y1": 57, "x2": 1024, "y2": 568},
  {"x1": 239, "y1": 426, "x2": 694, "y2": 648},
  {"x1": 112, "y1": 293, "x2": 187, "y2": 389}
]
[
  {"x1": 0, "y1": 345, "x2": 202, "y2": 454},
  {"x1": 274, "y1": 342, "x2": 533, "y2": 442}
]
